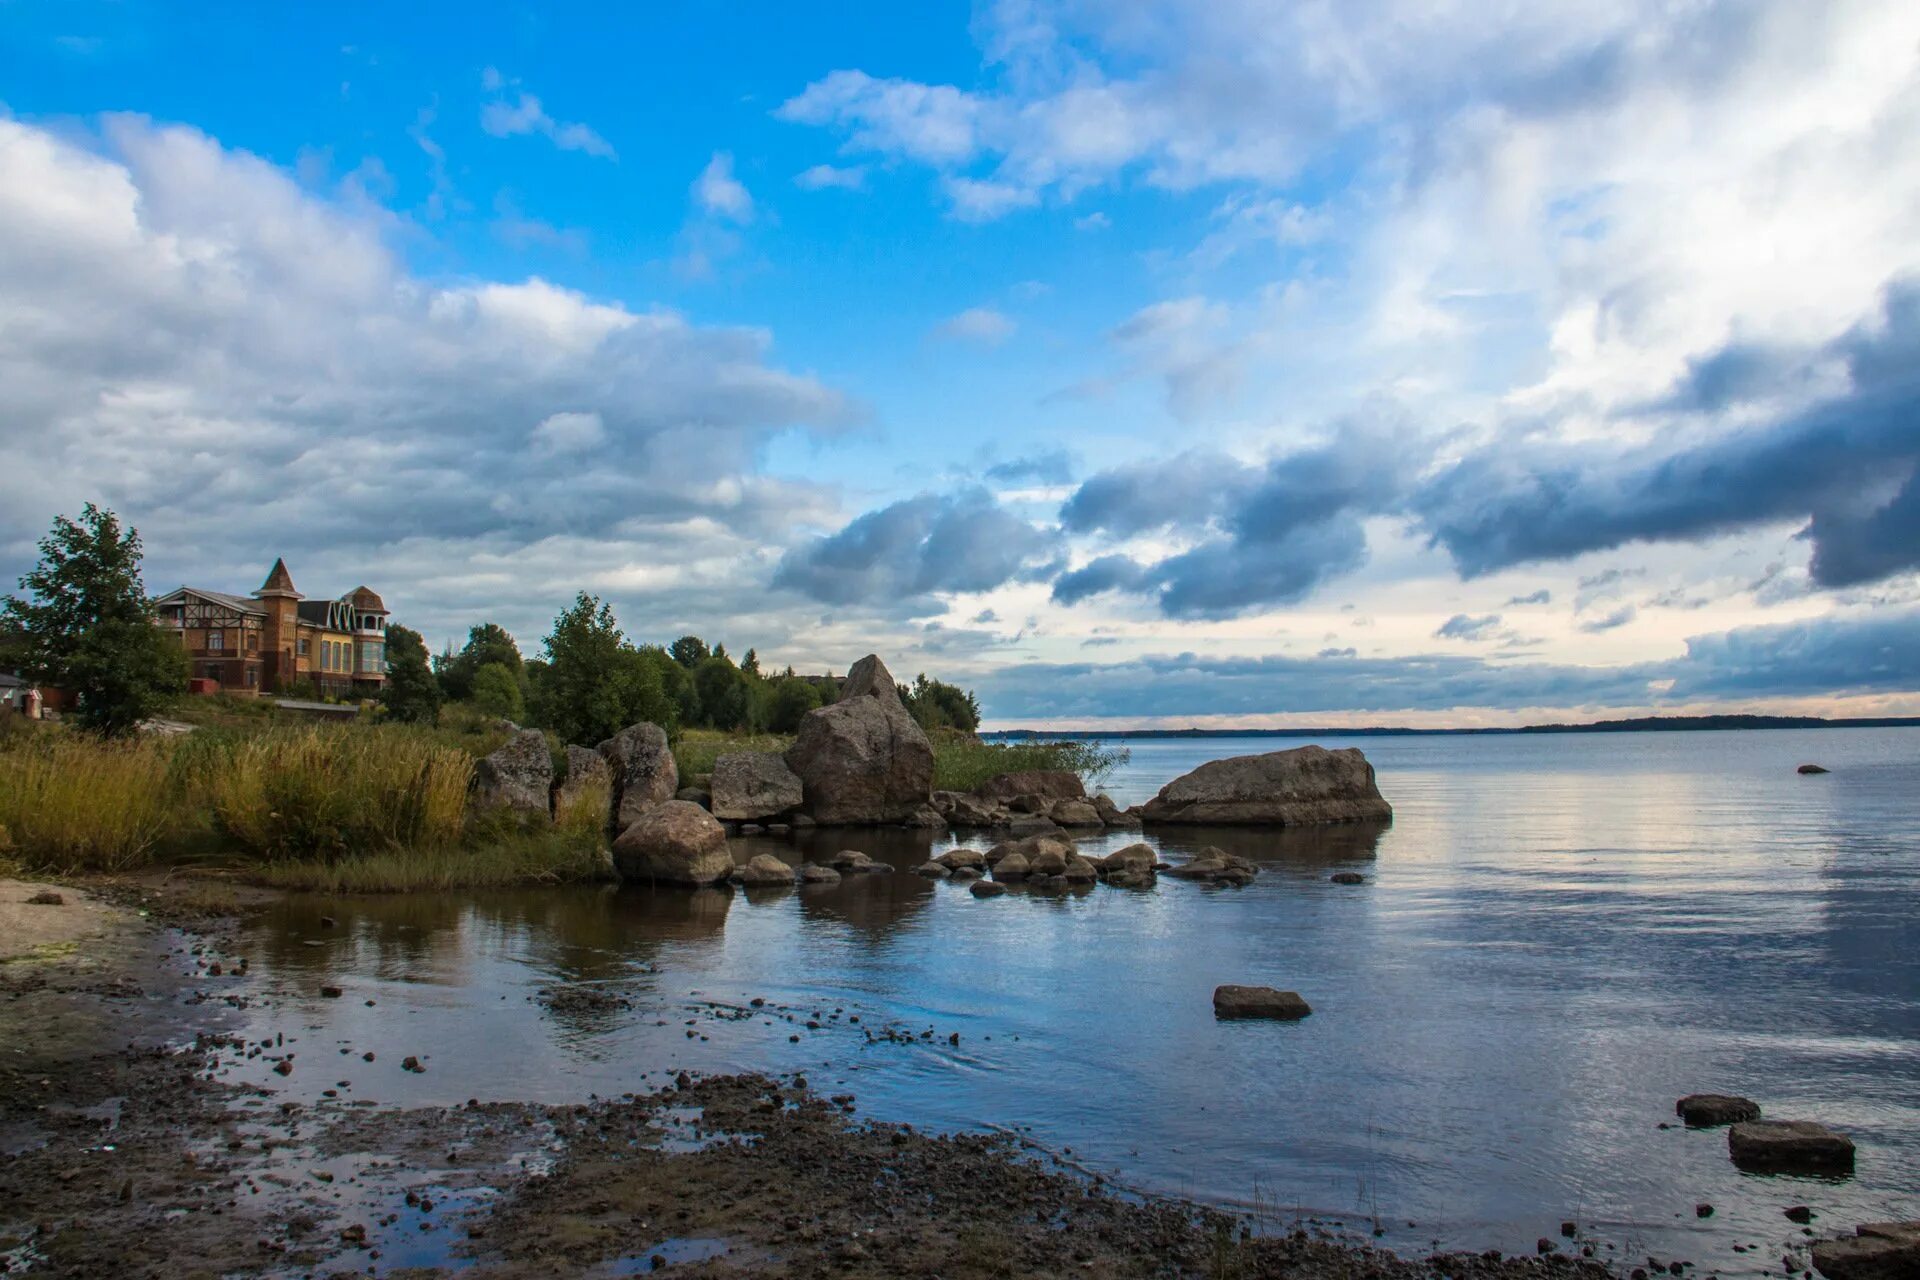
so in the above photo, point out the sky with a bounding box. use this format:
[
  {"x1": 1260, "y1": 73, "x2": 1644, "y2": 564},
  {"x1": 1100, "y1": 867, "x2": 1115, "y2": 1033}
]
[{"x1": 3, "y1": 0, "x2": 1918, "y2": 729}]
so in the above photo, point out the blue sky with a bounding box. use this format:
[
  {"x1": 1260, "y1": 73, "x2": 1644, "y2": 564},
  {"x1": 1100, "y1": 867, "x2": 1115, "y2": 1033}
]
[{"x1": 3, "y1": 1, "x2": 1918, "y2": 727}]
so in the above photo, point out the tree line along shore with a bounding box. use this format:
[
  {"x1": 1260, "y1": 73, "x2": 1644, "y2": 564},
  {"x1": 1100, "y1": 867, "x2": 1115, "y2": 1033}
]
[{"x1": 0, "y1": 505, "x2": 1116, "y2": 891}]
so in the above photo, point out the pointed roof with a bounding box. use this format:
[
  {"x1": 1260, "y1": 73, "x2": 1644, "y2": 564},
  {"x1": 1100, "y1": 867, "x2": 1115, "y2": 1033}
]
[{"x1": 254, "y1": 558, "x2": 301, "y2": 599}]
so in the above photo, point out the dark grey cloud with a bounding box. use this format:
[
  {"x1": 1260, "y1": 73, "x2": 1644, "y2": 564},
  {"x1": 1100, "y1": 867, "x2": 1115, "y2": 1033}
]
[
  {"x1": 1435, "y1": 613, "x2": 1503, "y2": 641},
  {"x1": 1059, "y1": 451, "x2": 1250, "y2": 538},
  {"x1": 1505, "y1": 588, "x2": 1552, "y2": 606},
  {"x1": 773, "y1": 487, "x2": 1060, "y2": 611},
  {"x1": 1054, "y1": 417, "x2": 1409, "y2": 618},
  {"x1": 973, "y1": 607, "x2": 1920, "y2": 720},
  {"x1": 984, "y1": 450, "x2": 1076, "y2": 485},
  {"x1": 1668, "y1": 606, "x2": 1920, "y2": 699},
  {"x1": 1051, "y1": 554, "x2": 1154, "y2": 605},
  {"x1": 1578, "y1": 605, "x2": 1638, "y2": 633},
  {"x1": 1317, "y1": 646, "x2": 1357, "y2": 658},
  {"x1": 1415, "y1": 281, "x2": 1920, "y2": 587}
]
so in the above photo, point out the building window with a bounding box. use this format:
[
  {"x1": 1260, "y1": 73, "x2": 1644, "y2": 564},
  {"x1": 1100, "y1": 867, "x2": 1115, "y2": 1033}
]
[
  {"x1": 203, "y1": 663, "x2": 221, "y2": 682},
  {"x1": 297, "y1": 637, "x2": 309, "y2": 657},
  {"x1": 246, "y1": 668, "x2": 258, "y2": 688},
  {"x1": 209, "y1": 629, "x2": 224, "y2": 652}
]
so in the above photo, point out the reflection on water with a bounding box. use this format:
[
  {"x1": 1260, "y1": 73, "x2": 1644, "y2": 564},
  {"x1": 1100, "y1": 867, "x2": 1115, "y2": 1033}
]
[{"x1": 221, "y1": 728, "x2": 1920, "y2": 1271}]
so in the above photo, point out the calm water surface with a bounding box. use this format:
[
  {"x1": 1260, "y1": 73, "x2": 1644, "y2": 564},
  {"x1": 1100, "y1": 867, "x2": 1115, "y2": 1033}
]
[{"x1": 219, "y1": 728, "x2": 1920, "y2": 1269}]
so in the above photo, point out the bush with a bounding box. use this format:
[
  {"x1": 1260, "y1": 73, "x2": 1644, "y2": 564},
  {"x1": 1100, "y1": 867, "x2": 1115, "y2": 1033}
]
[{"x1": 469, "y1": 661, "x2": 525, "y2": 720}]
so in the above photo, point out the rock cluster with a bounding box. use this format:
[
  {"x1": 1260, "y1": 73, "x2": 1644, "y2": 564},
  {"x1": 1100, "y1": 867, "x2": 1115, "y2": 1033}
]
[
  {"x1": 1139, "y1": 745, "x2": 1391, "y2": 826},
  {"x1": 1163, "y1": 846, "x2": 1259, "y2": 886},
  {"x1": 932, "y1": 773, "x2": 1139, "y2": 832}
]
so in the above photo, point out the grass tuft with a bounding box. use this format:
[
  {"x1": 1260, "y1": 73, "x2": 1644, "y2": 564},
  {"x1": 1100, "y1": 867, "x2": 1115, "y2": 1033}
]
[
  {"x1": 255, "y1": 831, "x2": 612, "y2": 893},
  {"x1": 930, "y1": 736, "x2": 1128, "y2": 793}
]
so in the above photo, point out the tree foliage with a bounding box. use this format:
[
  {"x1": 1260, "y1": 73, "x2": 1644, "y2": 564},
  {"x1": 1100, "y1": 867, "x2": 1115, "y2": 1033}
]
[
  {"x1": 764, "y1": 676, "x2": 823, "y2": 733},
  {"x1": 1, "y1": 504, "x2": 186, "y2": 735},
  {"x1": 469, "y1": 661, "x2": 525, "y2": 720},
  {"x1": 668, "y1": 635, "x2": 710, "y2": 669},
  {"x1": 533, "y1": 594, "x2": 678, "y2": 745},
  {"x1": 435, "y1": 622, "x2": 522, "y2": 702},
  {"x1": 904, "y1": 673, "x2": 981, "y2": 732},
  {"x1": 380, "y1": 624, "x2": 441, "y2": 724}
]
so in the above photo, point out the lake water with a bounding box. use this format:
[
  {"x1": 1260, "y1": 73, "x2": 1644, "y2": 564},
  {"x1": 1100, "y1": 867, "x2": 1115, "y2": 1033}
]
[{"x1": 212, "y1": 728, "x2": 1920, "y2": 1271}]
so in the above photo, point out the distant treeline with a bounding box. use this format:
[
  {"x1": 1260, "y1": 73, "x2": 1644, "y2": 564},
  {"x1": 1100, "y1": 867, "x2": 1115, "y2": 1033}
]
[
  {"x1": 386, "y1": 594, "x2": 982, "y2": 746},
  {"x1": 988, "y1": 714, "x2": 1920, "y2": 741}
]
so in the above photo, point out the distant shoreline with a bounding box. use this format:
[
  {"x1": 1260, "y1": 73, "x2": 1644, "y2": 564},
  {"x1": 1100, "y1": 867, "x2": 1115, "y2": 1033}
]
[{"x1": 986, "y1": 713, "x2": 1920, "y2": 740}]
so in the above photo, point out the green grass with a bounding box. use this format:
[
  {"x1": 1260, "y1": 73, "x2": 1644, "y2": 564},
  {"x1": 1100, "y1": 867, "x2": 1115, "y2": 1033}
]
[
  {"x1": 930, "y1": 736, "x2": 1128, "y2": 793},
  {"x1": 672, "y1": 728, "x2": 793, "y2": 780},
  {"x1": 0, "y1": 730, "x2": 177, "y2": 870}
]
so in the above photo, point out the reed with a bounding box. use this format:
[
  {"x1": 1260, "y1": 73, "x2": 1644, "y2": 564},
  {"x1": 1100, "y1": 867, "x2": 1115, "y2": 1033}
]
[
  {"x1": 0, "y1": 731, "x2": 175, "y2": 870},
  {"x1": 203, "y1": 723, "x2": 472, "y2": 861},
  {"x1": 255, "y1": 831, "x2": 611, "y2": 893},
  {"x1": 930, "y1": 736, "x2": 1129, "y2": 794}
]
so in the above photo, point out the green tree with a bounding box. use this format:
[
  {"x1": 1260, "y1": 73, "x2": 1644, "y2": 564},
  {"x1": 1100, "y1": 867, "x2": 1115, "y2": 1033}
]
[
  {"x1": 693, "y1": 654, "x2": 753, "y2": 731},
  {"x1": 469, "y1": 661, "x2": 526, "y2": 720},
  {"x1": 535, "y1": 594, "x2": 677, "y2": 744},
  {"x1": 380, "y1": 624, "x2": 441, "y2": 723},
  {"x1": 741, "y1": 647, "x2": 760, "y2": 677},
  {"x1": 436, "y1": 622, "x2": 523, "y2": 702},
  {"x1": 764, "y1": 675, "x2": 822, "y2": 733},
  {"x1": 904, "y1": 673, "x2": 982, "y2": 732},
  {"x1": 1, "y1": 504, "x2": 186, "y2": 736},
  {"x1": 669, "y1": 635, "x2": 710, "y2": 669}
]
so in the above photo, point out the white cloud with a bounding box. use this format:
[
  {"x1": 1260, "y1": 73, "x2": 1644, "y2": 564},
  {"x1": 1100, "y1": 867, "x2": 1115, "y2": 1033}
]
[
  {"x1": 794, "y1": 162, "x2": 867, "y2": 191},
  {"x1": 936, "y1": 306, "x2": 1016, "y2": 346},
  {"x1": 0, "y1": 114, "x2": 853, "y2": 648},
  {"x1": 479, "y1": 70, "x2": 616, "y2": 159},
  {"x1": 1074, "y1": 211, "x2": 1110, "y2": 230},
  {"x1": 942, "y1": 175, "x2": 1038, "y2": 221},
  {"x1": 692, "y1": 152, "x2": 754, "y2": 222}
]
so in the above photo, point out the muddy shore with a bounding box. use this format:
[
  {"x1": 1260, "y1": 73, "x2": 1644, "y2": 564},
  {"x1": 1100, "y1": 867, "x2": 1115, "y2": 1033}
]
[{"x1": 1, "y1": 876, "x2": 1627, "y2": 1278}]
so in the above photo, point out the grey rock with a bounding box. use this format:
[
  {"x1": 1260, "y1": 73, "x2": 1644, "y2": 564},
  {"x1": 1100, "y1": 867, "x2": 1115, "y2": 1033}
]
[
  {"x1": 902, "y1": 802, "x2": 948, "y2": 829},
  {"x1": 1728, "y1": 1120, "x2": 1855, "y2": 1173},
  {"x1": 1098, "y1": 843, "x2": 1158, "y2": 876},
  {"x1": 826, "y1": 849, "x2": 885, "y2": 873},
  {"x1": 1140, "y1": 745, "x2": 1392, "y2": 826},
  {"x1": 470, "y1": 729, "x2": 553, "y2": 822},
  {"x1": 1213, "y1": 985, "x2": 1312, "y2": 1020},
  {"x1": 936, "y1": 848, "x2": 987, "y2": 871},
  {"x1": 734, "y1": 853, "x2": 797, "y2": 886},
  {"x1": 912, "y1": 861, "x2": 950, "y2": 878},
  {"x1": 674, "y1": 787, "x2": 712, "y2": 807},
  {"x1": 1798, "y1": 763, "x2": 1831, "y2": 774},
  {"x1": 1062, "y1": 856, "x2": 1099, "y2": 882},
  {"x1": 710, "y1": 751, "x2": 805, "y2": 822},
  {"x1": 992, "y1": 852, "x2": 1031, "y2": 880},
  {"x1": 799, "y1": 863, "x2": 842, "y2": 884},
  {"x1": 933, "y1": 790, "x2": 1002, "y2": 827},
  {"x1": 974, "y1": 770, "x2": 1086, "y2": 803},
  {"x1": 1330, "y1": 871, "x2": 1367, "y2": 885},
  {"x1": 969, "y1": 880, "x2": 1007, "y2": 898},
  {"x1": 553, "y1": 745, "x2": 612, "y2": 822},
  {"x1": 598, "y1": 722, "x2": 680, "y2": 832},
  {"x1": 784, "y1": 655, "x2": 934, "y2": 825},
  {"x1": 1051, "y1": 799, "x2": 1104, "y2": 827},
  {"x1": 949, "y1": 865, "x2": 983, "y2": 881},
  {"x1": 1676, "y1": 1094, "x2": 1760, "y2": 1127},
  {"x1": 611, "y1": 800, "x2": 730, "y2": 885}
]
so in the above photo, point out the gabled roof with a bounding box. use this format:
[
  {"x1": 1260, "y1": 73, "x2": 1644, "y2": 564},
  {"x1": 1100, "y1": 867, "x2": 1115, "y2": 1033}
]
[
  {"x1": 154, "y1": 586, "x2": 267, "y2": 617},
  {"x1": 255, "y1": 558, "x2": 301, "y2": 598}
]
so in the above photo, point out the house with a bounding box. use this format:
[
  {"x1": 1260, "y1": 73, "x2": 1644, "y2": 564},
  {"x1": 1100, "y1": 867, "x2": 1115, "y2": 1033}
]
[
  {"x1": 0, "y1": 672, "x2": 46, "y2": 719},
  {"x1": 152, "y1": 560, "x2": 391, "y2": 698}
]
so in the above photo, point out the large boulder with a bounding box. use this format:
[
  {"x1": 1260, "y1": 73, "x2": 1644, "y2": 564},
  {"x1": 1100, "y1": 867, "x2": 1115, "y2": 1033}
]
[
  {"x1": 1213, "y1": 985, "x2": 1312, "y2": 1020},
  {"x1": 611, "y1": 800, "x2": 731, "y2": 885},
  {"x1": 1140, "y1": 746, "x2": 1391, "y2": 826},
  {"x1": 1812, "y1": 1224, "x2": 1920, "y2": 1280},
  {"x1": 1728, "y1": 1120, "x2": 1855, "y2": 1173},
  {"x1": 710, "y1": 752, "x2": 804, "y2": 822},
  {"x1": 784, "y1": 656, "x2": 934, "y2": 825},
  {"x1": 974, "y1": 770, "x2": 1086, "y2": 803},
  {"x1": 598, "y1": 723, "x2": 680, "y2": 831},
  {"x1": 1099, "y1": 843, "x2": 1158, "y2": 876},
  {"x1": 470, "y1": 729, "x2": 553, "y2": 822}
]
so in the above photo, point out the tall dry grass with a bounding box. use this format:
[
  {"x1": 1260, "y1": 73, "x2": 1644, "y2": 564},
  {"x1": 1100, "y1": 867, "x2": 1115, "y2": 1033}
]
[
  {"x1": 0, "y1": 732, "x2": 176, "y2": 870},
  {"x1": 201, "y1": 724, "x2": 472, "y2": 862}
]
